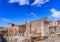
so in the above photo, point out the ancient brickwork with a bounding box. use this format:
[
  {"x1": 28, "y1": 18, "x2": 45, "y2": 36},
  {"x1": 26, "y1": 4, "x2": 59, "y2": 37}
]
[
  {"x1": 25, "y1": 18, "x2": 49, "y2": 38},
  {"x1": 0, "y1": 17, "x2": 60, "y2": 42}
]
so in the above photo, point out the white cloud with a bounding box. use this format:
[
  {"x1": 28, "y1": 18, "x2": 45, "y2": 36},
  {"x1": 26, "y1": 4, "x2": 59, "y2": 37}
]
[
  {"x1": 0, "y1": 18, "x2": 10, "y2": 22},
  {"x1": 9, "y1": 0, "x2": 16, "y2": 3},
  {"x1": 9, "y1": 0, "x2": 29, "y2": 5},
  {"x1": 25, "y1": 12, "x2": 37, "y2": 17},
  {"x1": 50, "y1": 8, "x2": 60, "y2": 19},
  {"x1": 31, "y1": 12, "x2": 37, "y2": 17},
  {"x1": 31, "y1": 0, "x2": 49, "y2": 6},
  {"x1": 9, "y1": 0, "x2": 49, "y2": 6}
]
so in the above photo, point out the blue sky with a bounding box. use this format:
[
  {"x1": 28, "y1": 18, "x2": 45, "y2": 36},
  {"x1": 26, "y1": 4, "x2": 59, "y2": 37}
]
[{"x1": 0, "y1": 0, "x2": 60, "y2": 27}]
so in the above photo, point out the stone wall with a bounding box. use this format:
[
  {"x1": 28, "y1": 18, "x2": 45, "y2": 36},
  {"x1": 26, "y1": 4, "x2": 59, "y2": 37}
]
[{"x1": 24, "y1": 18, "x2": 49, "y2": 37}]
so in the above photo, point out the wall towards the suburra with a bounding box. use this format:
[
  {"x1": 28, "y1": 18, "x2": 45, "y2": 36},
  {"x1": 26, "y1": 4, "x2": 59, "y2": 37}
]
[{"x1": 24, "y1": 18, "x2": 49, "y2": 38}]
